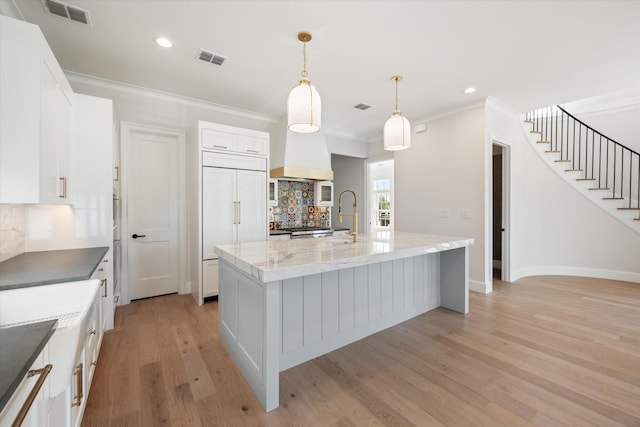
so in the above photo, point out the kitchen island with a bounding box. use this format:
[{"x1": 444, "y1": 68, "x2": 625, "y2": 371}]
[{"x1": 214, "y1": 231, "x2": 473, "y2": 411}]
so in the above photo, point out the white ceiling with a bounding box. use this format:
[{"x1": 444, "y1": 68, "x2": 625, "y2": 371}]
[{"x1": 12, "y1": 0, "x2": 640, "y2": 142}]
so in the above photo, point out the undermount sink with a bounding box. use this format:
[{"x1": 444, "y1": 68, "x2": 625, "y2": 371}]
[{"x1": 0, "y1": 279, "x2": 100, "y2": 396}]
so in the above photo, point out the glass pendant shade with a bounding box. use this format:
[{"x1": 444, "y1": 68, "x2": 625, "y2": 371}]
[
  {"x1": 383, "y1": 111, "x2": 411, "y2": 151},
  {"x1": 287, "y1": 79, "x2": 321, "y2": 133}
]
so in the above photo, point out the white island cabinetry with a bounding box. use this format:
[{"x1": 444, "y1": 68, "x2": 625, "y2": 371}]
[
  {"x1": 215, "y1": 231, "x2": 473, "y2": 412},
  {"x1": 188, "y1": 121, "x2": 269, "y2": 304}
]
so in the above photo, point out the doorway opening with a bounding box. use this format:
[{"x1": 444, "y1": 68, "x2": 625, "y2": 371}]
[
  {"x1": 491, "y1": 142, "x2": 510, "y2": 282},
  {"x1": 367, "y1": 159, "x2": 394, "y2": 233}
]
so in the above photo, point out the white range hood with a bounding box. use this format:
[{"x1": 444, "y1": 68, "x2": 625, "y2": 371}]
[{"x1": 270, "y1": 118, "x2": 333, "y2": 180}]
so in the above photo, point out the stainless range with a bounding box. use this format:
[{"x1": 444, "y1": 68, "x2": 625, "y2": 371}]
[{"x1": 289, "y1": 227, "x2": 333, "y2": 239}]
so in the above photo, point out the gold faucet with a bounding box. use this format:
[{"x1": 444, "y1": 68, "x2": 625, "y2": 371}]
[{"x1": 338, "y1": 189, "x2": 358, "y2": 242}]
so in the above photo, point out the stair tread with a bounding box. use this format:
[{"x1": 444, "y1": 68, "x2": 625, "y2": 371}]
[
  {"x1": 537, "y1": 141, "x2": 551, "y2": 144},
  {"x1": 565, "y1": 169, "x2": 583, "y2": 172},
  {"x1": 618, "y1": 207, "x2": 640, "y2": 210},
  {"x1": 576, "y1": 178, "x2": 596, "y2": 181},
  {"x1": 545, "y1": 150, "x2": 561, "y2": 153},
  {"x1": 530, "y1": 131, "x2": 542, "y2": 134},
  {"x1": 524, "y1": 120, "x2": 535, "y2": 124},
  {"x1": 588, "y1": 188, "x2": 610, "y2": 190},
  {"x1": 603, "y1": 197, "x2": 624, "y2": 200},
  {"x1": 554, "y1": 160, "x2": 571, "y2": 163}
]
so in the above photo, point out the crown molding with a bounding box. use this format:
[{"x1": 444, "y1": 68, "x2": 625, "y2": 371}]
[{"x1": 64, "y1": 71, "x2": 278, "y2": 124}]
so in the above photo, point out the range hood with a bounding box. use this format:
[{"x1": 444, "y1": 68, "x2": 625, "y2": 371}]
[{"x1": 270, "y1": 118, "x2": 333, "y2": 180}]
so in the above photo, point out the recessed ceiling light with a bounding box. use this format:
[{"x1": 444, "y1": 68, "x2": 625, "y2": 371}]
[
  {"x1": 464, "y1": 87, "x2": 476, "y2": 94},
  {"x1": 155, "y1": 37, "x2": 173, "y2": 48}
]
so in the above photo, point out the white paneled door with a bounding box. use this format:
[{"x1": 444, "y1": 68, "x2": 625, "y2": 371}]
[{"x1": 127, "y1": 127, "x2": 179, "y2": 300}]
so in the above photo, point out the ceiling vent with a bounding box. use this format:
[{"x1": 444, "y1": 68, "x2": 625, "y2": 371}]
[
  {"x1": 197, "y1": 49, "x2": 227, "y2": 66},
  {"x1": 43, "y1": 0, "x2": 91, "y2": 25},
  {"x1": 354, "y1": 103, "x2": 373, "y2": 111}
]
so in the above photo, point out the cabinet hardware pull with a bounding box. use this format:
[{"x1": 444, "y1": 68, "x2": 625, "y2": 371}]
[
  {"x1": 213, "y1": 145, "x2": 228, "y2": 149},
  {"x1": 71, "y1": 363, "x2": 83, "y2": 407},
  {"x1": 101, "y1": 279, "x2": 107, "y2": 298},
  {"x1": 131, "y1": 234, "x2": 146, "y2": 239},
  {"x1": 98, "y1": 268, "x2": 104, "y2": 272},
  {"x1": 90, "y1": 329, "x2": 97, "y2": 335},
  {"x1": 58, "y1": 176, "x2": 68, "y2": 198},
  {"x1": 238, "y1": 201, "x2": 241, "y2": 224},
  {"x1": 103, "y1": 259, "x2": 109, "y2": 263},
  {"x1": 233, "y1": 201, "x2": 237, "y2": 225},
  {"x1": 114, "y1": 166, "x2": 119, "y2": 181},
  {"x1": 91, "y1": 361, "x2": 97, "y2": 367},
  {"x1": 13, "y1": 364, "x2": 53, "y2": 427},
  {"x1": 246, "y1": 149, "x2": 259, "y2": 154}
]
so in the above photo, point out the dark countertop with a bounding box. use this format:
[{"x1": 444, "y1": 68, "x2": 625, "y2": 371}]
[
  {"x1": 0, "y1": 247, "x2": 109, "y2": 291},
  {"x1": 0, "y1": 320, "x2": 57, "y2": 412}
]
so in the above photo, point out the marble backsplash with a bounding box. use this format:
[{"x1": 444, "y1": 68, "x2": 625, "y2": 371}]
[
  {"x1": 0, "y1": 204, "x2": 25, "y2": 262},
  {"x1": 268, "y1": 179, "x2": 331, "y2": 230}
]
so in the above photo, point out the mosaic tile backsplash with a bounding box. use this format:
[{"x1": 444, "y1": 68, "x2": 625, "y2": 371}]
[{"x1": 268, "y1": 180, "x2": 331, "y2": 230}]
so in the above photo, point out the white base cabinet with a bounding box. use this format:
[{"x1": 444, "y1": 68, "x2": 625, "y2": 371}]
[
  {"x1": 0, "y1": 348, "x2": 50, "y2": 427},
  {"x1": 203, "y1": 259, "x2": 219, "y2": 298}
]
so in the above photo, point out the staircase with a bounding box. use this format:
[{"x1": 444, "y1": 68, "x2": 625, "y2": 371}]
[{"x1": 523, "y1": 106, "x2": 640, "y2": 233}]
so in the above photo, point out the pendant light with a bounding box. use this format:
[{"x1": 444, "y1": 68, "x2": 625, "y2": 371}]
[
  {"x1": 287, "y1": 31, "x2": 321, "y2": 133},
  {"x1": 383, "y1": 75, "x2": 411, "y2": 151}
]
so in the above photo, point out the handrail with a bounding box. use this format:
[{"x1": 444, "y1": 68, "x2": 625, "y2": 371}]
[
  {"x1": 556, "y1": 106, "x2": 639, "y2": 156},
  {"x1": 12, "y1": 364, "x2": 53, "y2": 427},
  {"x1": 525, "y1": 105, "x2": 639, "y2": 216}
]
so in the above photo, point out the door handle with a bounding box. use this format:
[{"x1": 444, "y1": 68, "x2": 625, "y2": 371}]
[
  {"x1": 238, "y1": 201, "x2": 241, "y2": 224},
  {"x1": 132, "y1": 234, "x2": 146, "y2": 239}
]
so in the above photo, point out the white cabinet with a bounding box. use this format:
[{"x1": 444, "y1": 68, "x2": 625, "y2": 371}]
[
  {"x1": 315, "y1": 180, "x2": 334, "y2": 207},
  {"x1": 91, "y1": 250, "x2": 114, "y2": 333},
  {"x1": 202, "y1": 165, "x2": 267, "y2": 259},
  {"x1": 0, "y1": 16, "x2": 73, "y2": 204},
  {"x1": 203, "y1": 259, "x2": 219, "y2": 298},
  {"x1": 188, "y1": 121, "x2": 269, "y2": 305},
  {"x1": 268, "y1": 179, "x2": 278, "y2": 206},
  {"x1": 0, "y1": 348, "x2": 50, "y2": 427},
  {"x1": 201, "y1": 123, "x2": 268, "y2": 156}
]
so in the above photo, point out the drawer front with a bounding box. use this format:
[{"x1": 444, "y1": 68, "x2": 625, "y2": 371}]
[
  {"x1": 236, "y1": 135, "x2": 267, "y2": 156},
  {"x1": 202, "y1": 129, "x2": 236, "y2": 152}
]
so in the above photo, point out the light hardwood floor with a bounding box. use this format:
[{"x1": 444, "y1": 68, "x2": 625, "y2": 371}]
[{"x1": 82, "y1": 276, "x2": 640, "y2": 426}]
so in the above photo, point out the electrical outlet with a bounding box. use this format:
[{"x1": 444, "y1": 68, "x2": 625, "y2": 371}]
[{"x1": 439, "y1": 208, "x2": 450, "y2": 218}]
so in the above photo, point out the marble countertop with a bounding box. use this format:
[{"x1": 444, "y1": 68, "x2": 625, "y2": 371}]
[
  {"x1": 0, "y1": 320, "x2": 57, "y2": 412},
  {"x1": 215, "y1": 231, "x2": 474, "y2": 283},
  {"x1": 0, "y1": 247, "x2": 109, "y2": 291}
]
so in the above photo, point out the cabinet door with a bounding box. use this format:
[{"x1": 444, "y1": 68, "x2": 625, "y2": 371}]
[
  {"x1": 236, "y1": 169, "x2": 266, "y2": 244},
  {"x1": 39, "y1": 60, "x2": 62, "y2": 204},
  {"x1": 201, "y1": 129, "x2": 236, "y2": 152},
  {"x1": 202, "y1": 167, "x2": 236, "y2": 259},
  {"x1": 236, "y1": 135, "x2": 267, "y2": 156},
  {"x1": 0, "y1": 350, "x2": 48, "y2": 427},
  {"x1": 203, "y1": 259, "x2": 219, "y2": 297}
]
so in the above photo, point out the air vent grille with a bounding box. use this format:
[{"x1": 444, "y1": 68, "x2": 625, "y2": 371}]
[
  {"x1": 44, "y1": 0, "x2": 91, "y2": 25},
  {"x1": 354, "y1": 103, "x2": 373, "y2": 110},
  {"x1": 198, "y1": 49, "x2": 227, "y2": 66}
]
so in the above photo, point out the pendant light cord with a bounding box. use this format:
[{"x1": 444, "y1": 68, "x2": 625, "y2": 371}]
[
  {"x1": 395, "y1": 77, "x2": 399, "y2": 111},
  {"x1": 301, "y1": 42, "x2": 308, "y2": 78}
]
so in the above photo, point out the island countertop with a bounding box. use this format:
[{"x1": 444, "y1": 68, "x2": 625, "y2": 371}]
[{"x1": 214, "y1": 231, "x2": 474, "y2": 283}]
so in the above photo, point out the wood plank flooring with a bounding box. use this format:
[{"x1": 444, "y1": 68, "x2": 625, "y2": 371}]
[{"x1": 81, "y1": 276, "x2": 640, "y2": 426}]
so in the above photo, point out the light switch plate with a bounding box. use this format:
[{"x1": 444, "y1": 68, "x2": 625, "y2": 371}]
[{"x1": 439, "y1": 208, "x2": 450, "y2": 218}]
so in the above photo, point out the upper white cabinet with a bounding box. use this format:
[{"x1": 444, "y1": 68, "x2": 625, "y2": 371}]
[
  {"x1": 0, "y1": 16, "x2": 74, "y2": 204},
  {"x1": 201, "y1": 122, "x2": 268, "y2": 157}
]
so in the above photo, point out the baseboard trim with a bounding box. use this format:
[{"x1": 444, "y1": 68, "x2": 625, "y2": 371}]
[
  {"x1": 512, "y1": 266, "x2": 640, "y2": 284},
  {"x1": 470, "y1": 279, "x2": 491, "y2": 294}
]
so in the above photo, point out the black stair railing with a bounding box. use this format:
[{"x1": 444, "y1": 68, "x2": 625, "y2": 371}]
[{"x1": 525, "y1": 106, "x2": 639, "y2": 216}]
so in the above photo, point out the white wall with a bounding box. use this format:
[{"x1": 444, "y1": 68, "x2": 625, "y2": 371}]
[
  {"x1": 394, "y1": 106, "x2": 488, "y2": 293},
  {"x1": 486, "y1": 97, "x2": 640, "y2": 283},
  {"x1": 573, "y1": 107, "x2": 640, "y2": 153}
]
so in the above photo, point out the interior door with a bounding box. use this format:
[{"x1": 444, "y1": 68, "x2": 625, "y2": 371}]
[
  {"x1": 236, "y1": 169, "x2": 266, "y2": 243},
  {"x1": 127, "y1": 128, "x2": 179, "y2": 300},
  {"x1": 202, "y1": 166, "x2": 236, "y2": 259}
]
